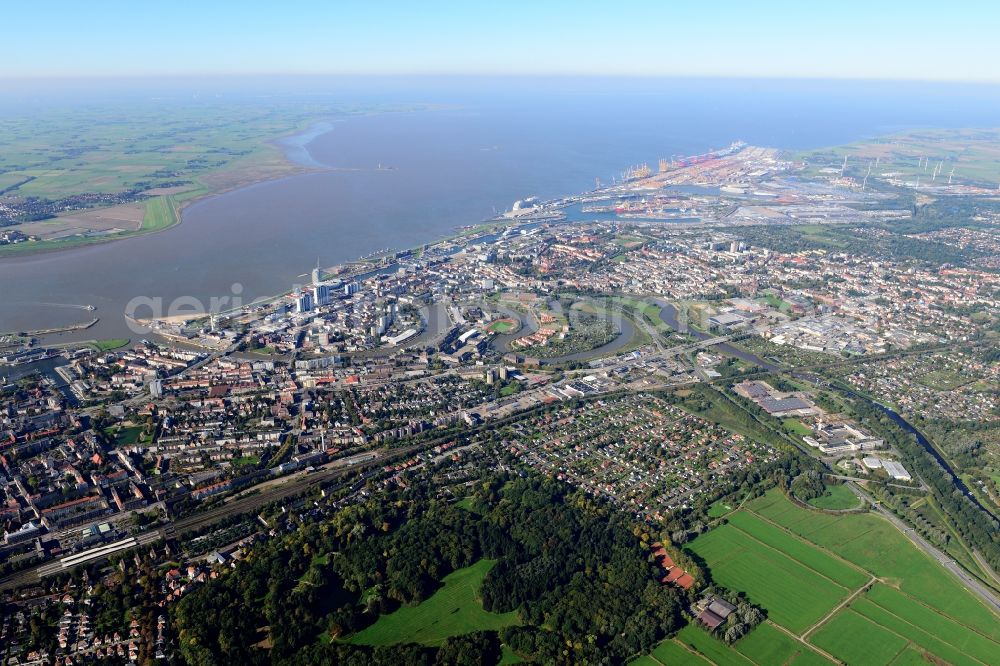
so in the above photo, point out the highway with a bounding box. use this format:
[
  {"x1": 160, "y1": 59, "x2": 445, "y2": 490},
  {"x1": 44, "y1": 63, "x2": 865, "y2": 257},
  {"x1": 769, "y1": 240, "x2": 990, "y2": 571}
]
[{"x1": 845, "y1": 481, "x2": 1000, "y2": 616}]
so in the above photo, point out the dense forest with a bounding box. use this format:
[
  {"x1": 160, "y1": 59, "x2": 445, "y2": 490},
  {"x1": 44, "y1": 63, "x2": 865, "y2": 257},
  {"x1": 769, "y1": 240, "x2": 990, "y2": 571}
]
[{"x1": 171, "y1": 475, "x2": 687, "y2": 665}]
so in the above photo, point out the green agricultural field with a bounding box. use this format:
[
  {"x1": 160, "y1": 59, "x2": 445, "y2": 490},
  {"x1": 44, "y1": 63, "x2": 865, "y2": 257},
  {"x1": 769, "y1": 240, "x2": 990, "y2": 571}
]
[
  {"x1": 141, "y1": 195, "x2": 179, "y2": 233},
  {"x1": 710, "y1": 488, "x2": 1000, "y2": 665},
  {"x1": 674, "y1": 625, "x2": 755, "y2": 665},
  {"x1": 800, "y1": 128, "x2": 1000, "y2": 186},
  {"x1": 746, "y1": 489, "x2": 849, "y2": 534},
  {"x1": 683, "y1": 489, "x2": 1000, "y2": 664},
  {"x1": 0, "y1": 102, "x2": 364, "y2": 201},
  {"x1": 724, "y1": 512, "x2": 870, "y2": 589},
  {"x1": 653, "y1": 639, "x2": 711, "y2": 665},
  {"x1": 806, "y1": 484, "x2": 862, "y2": 510},
  {"x1": 735, "y1": 622, "x2": 831, "y2": 665},
  {"x1": 810, "y1": 609, "x2": 909, "y2": 665},
  {"x1": 346, "y1": 559, "x2": 520, "y2": 647},
  {"x1": 849, "y1": 597, "x2": 982, "y2": 666},
  {"x1": 0, "y1": 100, "x2": 422, "y2": 253},
  {"x1": 687, "y1": 521, "x2": 853, "y2": 632},
  {"x1": 637, "y1": 619, "x2": 834, "y2": 664},
  {"x1": 747, "y1": 489, "x2": 1000, "y2": 641},
  {"x1": 888, "y1": 647, "x2": 945, "y2": 666},
  {"x1": 863, "y1": 584, "x2": 1000, "y2": 663}
]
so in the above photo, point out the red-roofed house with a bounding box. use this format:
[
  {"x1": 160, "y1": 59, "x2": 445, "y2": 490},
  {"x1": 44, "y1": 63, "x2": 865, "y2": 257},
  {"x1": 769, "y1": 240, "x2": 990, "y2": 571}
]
[{"x1": 662, "y1": 568, "x2": 684, "y2": 584}]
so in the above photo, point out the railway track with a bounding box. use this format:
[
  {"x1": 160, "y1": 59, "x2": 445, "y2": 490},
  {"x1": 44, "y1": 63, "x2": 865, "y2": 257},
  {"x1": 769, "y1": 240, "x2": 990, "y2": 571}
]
[{"x1": 0, "y1": 444, "x2": 416, "y2": 593}]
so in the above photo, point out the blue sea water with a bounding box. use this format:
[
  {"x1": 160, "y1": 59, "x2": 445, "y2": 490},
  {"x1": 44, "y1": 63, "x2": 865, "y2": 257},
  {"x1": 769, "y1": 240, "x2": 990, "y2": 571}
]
[{"x1": 2, "y1": 77, "x2": 1000, "y2": 341}]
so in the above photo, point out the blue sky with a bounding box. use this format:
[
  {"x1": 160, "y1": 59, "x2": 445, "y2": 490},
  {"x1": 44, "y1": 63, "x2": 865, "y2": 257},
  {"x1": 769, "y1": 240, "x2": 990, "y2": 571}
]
[{"x1": 4, "y1": 1, "x2": 997, "y2": 81}]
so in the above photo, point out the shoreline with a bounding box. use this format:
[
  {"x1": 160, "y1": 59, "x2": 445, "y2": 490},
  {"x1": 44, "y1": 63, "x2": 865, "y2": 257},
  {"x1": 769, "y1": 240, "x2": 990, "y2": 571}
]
[
  {"x1": 0, "y1": 119, "x2": 334, "y2": 261},
  {"x1": 0, "y1": 106, "x2": 447, "y2": 261}
]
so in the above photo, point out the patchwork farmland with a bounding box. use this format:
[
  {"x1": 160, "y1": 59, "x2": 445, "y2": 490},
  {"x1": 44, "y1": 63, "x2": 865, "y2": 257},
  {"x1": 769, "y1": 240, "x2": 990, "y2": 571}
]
[{"x1": 637, "y1": 489, "x2": 1000, "y2": 665}]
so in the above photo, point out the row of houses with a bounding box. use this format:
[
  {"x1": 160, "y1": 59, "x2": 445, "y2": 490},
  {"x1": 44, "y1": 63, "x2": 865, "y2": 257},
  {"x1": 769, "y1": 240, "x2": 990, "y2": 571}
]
[{"x1": 650, "y1": 542, "x2": 694, "y2": 590}]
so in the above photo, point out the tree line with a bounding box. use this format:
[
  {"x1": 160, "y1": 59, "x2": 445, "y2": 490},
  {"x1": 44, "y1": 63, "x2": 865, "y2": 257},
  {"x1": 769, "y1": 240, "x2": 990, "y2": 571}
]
[{"x1": 172, "y1": 474, "x2": 688, "y2": 665}]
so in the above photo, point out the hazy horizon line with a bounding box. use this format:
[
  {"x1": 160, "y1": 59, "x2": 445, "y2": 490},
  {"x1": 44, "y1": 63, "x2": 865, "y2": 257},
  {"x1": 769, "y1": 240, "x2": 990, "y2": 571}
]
[{"x1": 4, "y1": 72, "x2": 1000, "y2": 86}]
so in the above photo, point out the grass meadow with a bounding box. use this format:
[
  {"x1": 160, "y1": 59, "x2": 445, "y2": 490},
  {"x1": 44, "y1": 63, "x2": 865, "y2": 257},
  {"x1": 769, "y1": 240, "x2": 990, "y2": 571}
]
[{"x1": 347, "y1": 559, "x2": 520, "y2": 648}]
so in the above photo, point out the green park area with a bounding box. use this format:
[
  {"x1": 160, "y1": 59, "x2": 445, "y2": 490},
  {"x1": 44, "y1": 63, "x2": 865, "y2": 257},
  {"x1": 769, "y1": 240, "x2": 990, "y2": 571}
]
[
  {"x1": 806, "y1": 483, "x2": 862, "y2": 510},
  {"x1": 347, "y1": 559, "x2": 520, "y2": 648},
  {"x1": 104, "y1": 424, "x2": 149, "y2": 447},
  {"x1": 781, "y1": 418, "x2": 812, "y2": 437},
  {"x1": 707, "y1": 500, "x2": 733, "y2": 518},
  {"x1": 90, "y1": 339, "x2": 130, "y2": 352},
  {"x1": 916, "y1": 368, "x2": 970, "y2": 391},
  {"x1": 757, "y1": 293, "x2": 793, "y2": 313},
  {"x1": 609, "y1": 296, "x2": 671, "y2": 332}
]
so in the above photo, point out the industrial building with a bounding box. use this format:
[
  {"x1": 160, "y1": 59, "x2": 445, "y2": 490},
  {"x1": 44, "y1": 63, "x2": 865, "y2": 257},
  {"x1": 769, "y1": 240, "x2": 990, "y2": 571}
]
[{"x1": 805, "y1": 422, "x2": 885, "y2": 455}]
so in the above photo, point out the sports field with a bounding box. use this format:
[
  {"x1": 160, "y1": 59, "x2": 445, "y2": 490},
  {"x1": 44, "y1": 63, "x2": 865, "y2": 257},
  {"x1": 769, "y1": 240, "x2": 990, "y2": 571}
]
[
  {"x1": 486, "y1": 318, "x2": 519, "y2": 334},
  {"x1": 655, "y1": 489, "x2": 1000, "y2": 665},
  {"x1": 347, "y1": 559, "x2": 520, "y2": 647}
]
